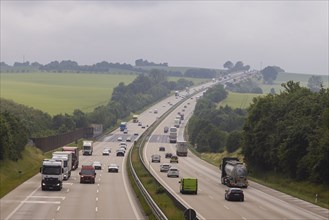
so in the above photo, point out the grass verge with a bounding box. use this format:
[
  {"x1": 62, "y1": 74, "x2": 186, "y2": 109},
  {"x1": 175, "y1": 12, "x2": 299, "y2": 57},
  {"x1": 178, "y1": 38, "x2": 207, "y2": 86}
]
[{"x1": 0, "y1": 146, "x2": 45, "y2": 198}]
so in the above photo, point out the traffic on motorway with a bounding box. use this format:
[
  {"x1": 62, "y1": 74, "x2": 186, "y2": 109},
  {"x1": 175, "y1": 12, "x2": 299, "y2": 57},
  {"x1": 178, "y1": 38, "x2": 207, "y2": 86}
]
[{"x1": 1, "y1": 73, "x2": 327, "y2": 220}]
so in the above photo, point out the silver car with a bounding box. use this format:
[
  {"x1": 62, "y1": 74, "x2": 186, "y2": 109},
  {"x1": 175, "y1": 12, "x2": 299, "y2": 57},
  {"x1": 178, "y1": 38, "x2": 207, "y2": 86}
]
[
  {"x1": 167, "y1": 167, "x2": 179, "y2": 177},
  {"x1": 160, "y1": 163, "x2": 171, "y2": 172}
]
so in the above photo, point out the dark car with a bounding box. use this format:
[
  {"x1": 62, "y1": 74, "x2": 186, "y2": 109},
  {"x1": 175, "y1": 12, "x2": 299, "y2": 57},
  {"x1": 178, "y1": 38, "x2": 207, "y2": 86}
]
[
  {"x1": 116, "y1": 150, "x2": 125, "y2": 157},
  {"x1": 164, "y1": 126, "x2": 169, "y2": 133},
  {"x1": 165, "y1": 153, "x2": 173, "y2": 158},
  {"x1": 225, "y1": 188, "x2": 244, "y2": 201},
  {"x1": 159, "y1": 146, "x2": 165, "y2": 151}
]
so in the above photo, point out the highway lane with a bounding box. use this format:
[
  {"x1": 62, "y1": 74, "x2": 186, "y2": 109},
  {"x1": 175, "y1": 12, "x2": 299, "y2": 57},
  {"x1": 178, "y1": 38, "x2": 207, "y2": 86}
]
[
  {"x1": 143, "y1": 86, "x2": 329, "y2": 219},
  {"x1": 0, "y1": 76, "x2": 244, "y2": 220},
  {"x1": 1, "y1": 135, "x2": 145, "y2": 220},
  {"x1": 0, "y1": 79, "x2": 212, "y2": 220}
]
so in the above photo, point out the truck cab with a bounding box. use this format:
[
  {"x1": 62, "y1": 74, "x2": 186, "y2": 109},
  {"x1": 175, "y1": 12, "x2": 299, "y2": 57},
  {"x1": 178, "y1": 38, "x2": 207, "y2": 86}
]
[
  {"x1": 40, "y1": 159, "x2": 64, "y2": 191},
  {"x1": 83, "y1": 141, "x2": 93, "y2": 155},
  {"x1": 52, "y1": 151, "x2": 73, "y2": 180}
]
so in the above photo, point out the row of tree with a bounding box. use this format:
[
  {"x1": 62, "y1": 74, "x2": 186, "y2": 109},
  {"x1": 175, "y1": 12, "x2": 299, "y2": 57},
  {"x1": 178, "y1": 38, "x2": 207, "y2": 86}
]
[
  {"x1": 187, "y1": 84, "x2": 247, "y2": 152},
  {"x1": 223, "y1": 61, "x2": 250, "y2": 73},
  {"x1": 135, "y1": 59, "x2": 168, "y2": 67},
  {"x1": 225, "y1": 79, "x2": 263, "y2": 94},
  {"x1": 243, "y1": 81, "x2": 329, "y2": 184},
  {"x1": 0, "y1": 70, "x2": 194, "y2": 161}
]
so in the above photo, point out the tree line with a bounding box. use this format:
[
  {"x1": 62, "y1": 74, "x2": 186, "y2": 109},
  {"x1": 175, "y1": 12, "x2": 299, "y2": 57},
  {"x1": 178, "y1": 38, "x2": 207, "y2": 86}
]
[
  {"x1": 188, "y1": 79, "x2": 328, "y2": 184},
  {"x1": 0, "y1": 70, "x2": 193, "y2": 161},
  {"x1": 243, "y1": 81, "x2": 329, "y2": 184},
  {"x1": 187, "y1": 84, "x2": 247, "y2": 153},
  {"x1": 1, "y1": 60, "x2": 221, "y2": 79}
]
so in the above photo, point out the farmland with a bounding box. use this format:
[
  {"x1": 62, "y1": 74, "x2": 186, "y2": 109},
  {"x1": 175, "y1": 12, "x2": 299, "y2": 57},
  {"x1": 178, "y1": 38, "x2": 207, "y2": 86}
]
[
  {"x1": 0, "y1": 72, "x2": 210, "y2": 115},
  {"x1": 0, "y1": 72, "x2": 137, "y2": 115}
]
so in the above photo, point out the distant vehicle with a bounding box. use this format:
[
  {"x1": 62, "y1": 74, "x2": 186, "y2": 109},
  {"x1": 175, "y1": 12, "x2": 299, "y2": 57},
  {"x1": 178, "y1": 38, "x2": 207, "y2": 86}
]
[
  {"x1": 151, "y1": 154, "x2": 161, "y2": 163},
  {"x1": 169, "y1": 127, "x2": 177, "y2": 143},
  {"x1": 170, "y1": 155, "x2": 179, "y2": 163},
  {"x1": 220, "y1": 157, "x2": 248, "y2": 188},
  {"x1": 82, "y1": 140, "x2": 93, "y2": 155},
  {"x1": 164, "y1": 126, "x2": 169, "y2": 133},
  {"x1": 134, "y1": 132, "x2": 139, "y2": 136},
  {"x1": 40, "y1": 159, "x2": 64, "y2": 191},
  {"x1": 116, "y1": 150, "x2": 125, "y2": 157},
  {"x1": 133, "y1": 115, "x2": 139, "y2": 123},
  {"x1": 79, "y1": 165, "x2": 96, "y2": 184},
  {"x1": 160, "y1": 163, "x2": 171, "y2": 172},
  {"x1": 108, "y1": 164, "x2": 119, "y2": 173},
  {"x1": 154, "y1": 109, "x2": 158, "y2": 114},
  {"x1": 119, "y1": 122, "x2": 127, "y2": 131},
  {"x1": 176, "y1": 140, "x2": 188, "y2": 156},
  {"x1": 225, "y1": 188, "x2": 244, "y2": 201},
  {"x1": 126, "y1": 136, "x2": 132, "y2": 142},
  {"x1": 102, "y1": 148, "x2": 110, "y2": 156},
  {"x1": 141, "y1": 125, "x2": 146, "y2": 129},
  {"x1": 123, "y1": 128, "x2": 128, "y2": 134},
  {"x1": 174, "y1": 118, "x2": 180, "y2": 128},
  {"x1": 138, "y1": 122, "x2": 142, "y2": 126},
  {"x1": 92, "y1": 161, "x2": 102, "y2": 170},
  {"x1": 117, "y1": 136, "x2": 123, "y2": 141},
  {"x1": 159, "y1": 146, "x2": 165, "y2": 151},
  {"x1": 165, "y1": 153, "x2": 173, "y2": 158},
  {"x1": 175, "y1": 91, "x2": 179, "y2": 96},
  {"x1": 179, "y1": 178, "x2": 198, "y2": 194},
  {"x1": 167, "y1": 167, "x2": 179, "y2": 177},
  {"x1": 62, "y1": 146, "x2": 79, "y2": 170},
  {"x1": 117, "y1": 147, "x2": 126, "y2": 153},
  {"x1": 120, "y1": 142, "x2": 127, "y2": 147}
]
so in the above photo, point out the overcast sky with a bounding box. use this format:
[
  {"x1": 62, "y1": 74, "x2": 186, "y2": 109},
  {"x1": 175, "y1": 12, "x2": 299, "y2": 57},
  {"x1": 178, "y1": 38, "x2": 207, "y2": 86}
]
[{"x1": 1, "y1": 1, "x2": 328, "y2": 75}]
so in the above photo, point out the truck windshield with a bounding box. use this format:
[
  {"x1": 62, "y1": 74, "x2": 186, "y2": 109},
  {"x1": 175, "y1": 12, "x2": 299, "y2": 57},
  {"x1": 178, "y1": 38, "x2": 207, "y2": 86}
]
[
  {"x1": 81, "y1": 169, "x2": 95, "y2": 175},
  {"x1": 42, "y1": 166, "x2": 61, "y2": 175},
  {"x1": 83, "y1": 146, "x2": 91, "y2": 150}
]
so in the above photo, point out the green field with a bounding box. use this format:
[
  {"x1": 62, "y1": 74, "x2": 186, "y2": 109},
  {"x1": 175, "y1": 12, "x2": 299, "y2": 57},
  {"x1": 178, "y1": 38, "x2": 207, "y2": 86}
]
[
  {"x1": 0, "y1": 72, "x2": 137, "y2": 115},
  {"x1": 0, "y1": 72, "x2": 210, "y2": 115},
  {"x1": 260, "y1": 72, "x2": 329, "y2": 93},
  {"x1": 219, "y1": 92, "x2": 263, "y2": 109}
]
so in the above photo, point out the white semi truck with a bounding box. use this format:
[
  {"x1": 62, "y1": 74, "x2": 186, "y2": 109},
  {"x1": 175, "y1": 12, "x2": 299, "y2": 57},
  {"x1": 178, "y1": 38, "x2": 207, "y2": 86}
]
[
  {"x1": 169, "y1": 127, "x2": 177, "y2": 143},
  {"x1": 83, "y1": 140, "x2": 93, "y2": 155},
  {"x1": 52, "y1": 151, "x2": 73, "y2": 180},
  {"x1": 40, "y1": 159, "x2": 64, "y2": 191}
]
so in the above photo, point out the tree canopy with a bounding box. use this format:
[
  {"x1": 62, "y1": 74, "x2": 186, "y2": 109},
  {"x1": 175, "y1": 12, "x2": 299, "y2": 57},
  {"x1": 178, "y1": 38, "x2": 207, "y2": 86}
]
[{"x1": 243, "y1": 81, "x2": 329, "y2": 184}]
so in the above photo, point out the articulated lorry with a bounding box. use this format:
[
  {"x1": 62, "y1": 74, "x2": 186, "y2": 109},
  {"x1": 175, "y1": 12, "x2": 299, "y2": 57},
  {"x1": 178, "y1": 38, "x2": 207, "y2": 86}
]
[
  {"x1": 83, "y1": 140, "x2": 93, "y2": 155},
  {"x1": 220, "y1": 157, "x2": 248, "y2": 188},
  {"x1": 169, "y1": 127, "x2": 177, "y2": 143},
  {"x1": 52, "y1": 151, "x2": 73, "y2": 180},
  {"x1": 40, "y1": 159, "x2": 64, "y2": 191},
  {"x1": 176, "y1": 140, "x2": 188, "y2": 156},
  {"x1": 62, "y1": 146, "x2": 79, "y2": 170}
]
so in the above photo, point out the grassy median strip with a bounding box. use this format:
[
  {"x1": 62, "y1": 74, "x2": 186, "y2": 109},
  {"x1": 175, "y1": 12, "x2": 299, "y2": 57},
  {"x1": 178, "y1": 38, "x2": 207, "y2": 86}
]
[{"x1": 129, "y1": 138, "x2": 185, "y2": 220}]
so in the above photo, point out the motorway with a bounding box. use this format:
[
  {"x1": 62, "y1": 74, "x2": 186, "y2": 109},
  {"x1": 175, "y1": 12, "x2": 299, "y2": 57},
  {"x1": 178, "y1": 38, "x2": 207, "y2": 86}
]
[
  {"x1": 143, "y1": 83, "x2": 329, "y2": 219},
  {"x1": 2, "y1": 73, "x2": 328, "y2": 220},
  {"x1": 0, "y1": 78, "x2": 213, "y2": 220}
]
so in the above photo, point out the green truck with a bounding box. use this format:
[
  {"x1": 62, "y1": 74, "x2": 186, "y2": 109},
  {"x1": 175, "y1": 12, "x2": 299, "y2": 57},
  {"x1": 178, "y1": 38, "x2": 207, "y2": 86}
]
[{"x1": 179, "y1": 178, "x2": 198, "y2": 194}]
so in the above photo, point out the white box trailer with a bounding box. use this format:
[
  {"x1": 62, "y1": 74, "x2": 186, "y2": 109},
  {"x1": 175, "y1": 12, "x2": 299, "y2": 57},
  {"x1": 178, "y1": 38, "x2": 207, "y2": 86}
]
[{"x1": 52, "y1": 151, "x2": 73, "y2": 180}]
